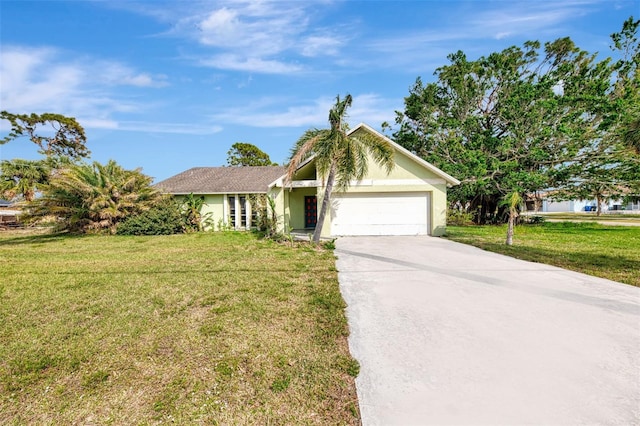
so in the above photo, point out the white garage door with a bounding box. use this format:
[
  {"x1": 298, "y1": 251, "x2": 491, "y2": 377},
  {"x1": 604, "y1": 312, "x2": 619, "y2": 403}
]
[{"x1": 331, "y1": 192, "x2": 430, "y2": 236}]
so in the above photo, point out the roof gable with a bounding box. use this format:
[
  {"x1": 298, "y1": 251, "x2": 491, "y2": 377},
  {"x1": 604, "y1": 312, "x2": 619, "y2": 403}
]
[
  {"x1": 155, "y1": 166, "x2": 288, "y2": 194},
  {"x1": 348, "y1": 123, "x2": 460, "y2": 186}
]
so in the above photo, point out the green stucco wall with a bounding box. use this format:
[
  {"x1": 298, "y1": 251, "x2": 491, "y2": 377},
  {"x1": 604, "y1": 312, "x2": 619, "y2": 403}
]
[
  {"x1": 287, "y1": 145, "x2": 452, "y2": 238},
  {"x1": 201, "y1": 195, "x2": 225, "y2": 230}
]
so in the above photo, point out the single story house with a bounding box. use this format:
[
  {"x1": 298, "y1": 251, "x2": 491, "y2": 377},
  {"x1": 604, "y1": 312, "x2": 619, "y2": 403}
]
[{"x1": 155, "y1": 123, "x2": 460, "y2": 237}]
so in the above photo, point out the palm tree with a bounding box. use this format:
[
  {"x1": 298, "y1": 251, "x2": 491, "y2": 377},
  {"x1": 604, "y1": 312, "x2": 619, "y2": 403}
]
[
  {"x1": 287, "y1": 94, "x2": 395, "y2": 243},
  {"x1": 503, "y1": 191, "x2": 522, "y2": 246},
  {"x1": 23, "y1": 160, "x2": 160, "y2": 233},
  {"x1": 181, "y1": 193, "x2": 205, "y2": 232},
  {"x1": 0, "y1": 159, "x2": 50, "y2": 202}
]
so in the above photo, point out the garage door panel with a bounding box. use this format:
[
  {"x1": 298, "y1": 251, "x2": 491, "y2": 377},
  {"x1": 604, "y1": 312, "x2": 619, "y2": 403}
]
[{"x1": 331, "y1": 192, "x2": 430, "y2": 236}]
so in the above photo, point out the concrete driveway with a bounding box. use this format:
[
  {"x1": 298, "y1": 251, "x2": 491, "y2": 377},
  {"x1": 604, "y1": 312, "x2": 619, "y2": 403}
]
[{"x1": 336, "y1": 236, "x2": 640, "y2": 425}]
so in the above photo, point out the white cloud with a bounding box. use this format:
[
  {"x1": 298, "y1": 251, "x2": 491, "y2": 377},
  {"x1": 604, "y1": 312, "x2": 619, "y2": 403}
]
[
  {"x1": 115, "y1": 121, "x2": 223, "y2": 135},
  {"x1": 200, "y1": 54, "x2": 303, "y2": 74},
  {"x1": 472, "y1": 2, "x2": 592, "y2": 40},
  {"x1": 0, "y1": 45, "x2": 173, "y2": 132},
  {"x1": 169, "y1": 1, "x2": 343, "y2": 73},
  {"x1": 365, "y1": 1, "x2": 598, "y2": 71},
  {"x1": 301, "y1": 35, "x2": 343, "y2": 57},
  {"x1": 98, "y1": 62, "x2": 169, "y2": 87},
  {"x1": 186, "y1": 2, "x2": 307, "y2": 54},
  {"x1": 210, "y1": 93, "x2": 399, "y2": 129},
  {"x1": 0, "y1": 47, "x2": 84, "y2": 112}
]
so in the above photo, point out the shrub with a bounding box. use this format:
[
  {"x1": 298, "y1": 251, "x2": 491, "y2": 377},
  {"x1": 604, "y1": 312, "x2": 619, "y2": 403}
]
[
  {"x1": 117, "y1": 199, "x2": 184, "y2": 235},
  {"x1": 22, "y1": 160, "x2": 160, "y2": 234},
  {"x1": 524, "y1": 215, "x2": 546, "y2": 225},
  {"x1": 250, "y1": 194, "x2": 279, "y2": 238},
  {"x1": 447, "y1": 209, "x2": 474, "y2": 226}
]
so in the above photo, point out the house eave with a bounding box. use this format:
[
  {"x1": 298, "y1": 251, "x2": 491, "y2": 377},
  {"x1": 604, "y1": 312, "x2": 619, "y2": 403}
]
[{"x1": 161, "y1": 190, "x2": 269, "y2": 195}]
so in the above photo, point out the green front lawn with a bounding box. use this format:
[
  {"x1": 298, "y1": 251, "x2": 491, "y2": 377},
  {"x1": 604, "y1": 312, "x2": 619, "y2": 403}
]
[
  {"x1": 445, "y1": 222, "x2": 640, "y2": 287},
  {"x1": 0, "y1": 232, "x2": 359, "y2": 424},
  {"x1": 538, "y1": 212, "x2": 640, "y2": 223}
]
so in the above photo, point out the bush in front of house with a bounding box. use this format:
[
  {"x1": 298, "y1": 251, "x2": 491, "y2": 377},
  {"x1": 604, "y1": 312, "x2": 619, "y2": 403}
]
[{"x1": 117, "y1": 199, "x2": 184, "y2": 235}]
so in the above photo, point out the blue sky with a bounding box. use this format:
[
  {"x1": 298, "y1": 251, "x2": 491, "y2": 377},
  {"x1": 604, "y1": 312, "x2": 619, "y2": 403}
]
[{"x1": 1, "y1": 0, "x2": 638, "y2": 182}]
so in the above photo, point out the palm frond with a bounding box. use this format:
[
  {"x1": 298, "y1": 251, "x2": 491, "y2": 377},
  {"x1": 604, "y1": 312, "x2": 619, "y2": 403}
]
[{"x1": 286, "y1": 129, "x2": 328, "y2": 183}]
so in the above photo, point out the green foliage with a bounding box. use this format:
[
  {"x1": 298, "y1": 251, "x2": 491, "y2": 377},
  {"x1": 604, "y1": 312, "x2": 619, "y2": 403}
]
[
  {"x1": 502, "y1": 191, "x2": 523, "y2": 245},
  {"x1": 394, "y1": 17, "x2": 640, "y2": 241},
  {"x1": 250, "y1": 194, "x2": 279, "y2": 238},
  {"x1": 548, "y1": 18, "x2": 640, "y2": 215},
  {"x1": 0, "y1": 157, "x2": 74, "y2": 202},
  {"x1": 117, "y1": 198, "x2": 184, "y2": 235},
  {"x1": 22, "y1": 160, "x2": 160, "y2": 234},
  {"x1": 322, "y1": 239, "x2": 337, "y2": 250},
  {"x1": 0, "y1": 111, "x2": 89, "y2": 159},
  {"x1": 180, "y1": 193, "x2": 205, "y2": 232},
  {"x1": 524, "y1": 215, "x2": 546, "y2": 225},
  {"x1": 394, "y1": 38, "x2": 612, "y2": 225},
  {"x1": 623, "y1": 117, "x2": 640, "y2": 154},
  {"x1": 0, "y1": 159, "x2": 50, "y2": 202},
  {"x1": 447, "y1": 209, "x2": 474, "y2": 226},
  {"x1": 226, "y1": 142, "x2": 276, "y2": 166},
  {"x1": 287, "y1": 94, "x2": 395, "y2": 243}
]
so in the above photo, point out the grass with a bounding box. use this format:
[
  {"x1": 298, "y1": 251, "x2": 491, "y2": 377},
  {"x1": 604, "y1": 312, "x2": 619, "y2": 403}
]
[
  {"x1": 537, "y1": 212, "x2": 640, "y2": 223},
  {"x1": 0, "y1": 231, "x2": 359, "y2": 424},
  {"x1": 445, "y1": 222, "x2": 640, "y2": 287}
]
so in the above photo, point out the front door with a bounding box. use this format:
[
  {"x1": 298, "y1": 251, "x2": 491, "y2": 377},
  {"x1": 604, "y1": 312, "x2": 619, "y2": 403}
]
[{"x1": 304, "y1": 196, "x2": 317, "y2": 228}]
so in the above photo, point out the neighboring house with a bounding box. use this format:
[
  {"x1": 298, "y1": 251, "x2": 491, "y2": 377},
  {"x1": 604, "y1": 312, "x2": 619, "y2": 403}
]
[
  {"x1": 155, "y1": 123, "x2": 460, "y2": 237},
  {"x1": 0, "y1": 199, "x2": 20, "y2": 227},
  {"x1": 525, "y1": 193, "x2": 640, "y2": 213}
]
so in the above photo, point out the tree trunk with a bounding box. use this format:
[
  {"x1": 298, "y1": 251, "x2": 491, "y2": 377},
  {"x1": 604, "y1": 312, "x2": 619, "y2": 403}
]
[
  {"x1": 596, "y1": 194, "x2": 602, "y2": 217},
  {"x1": 505, "y1": 211, "x2": 516, "y2": 246},
  {"x1": 312, "y1": 163, "x2": 337, "y2": 244}
]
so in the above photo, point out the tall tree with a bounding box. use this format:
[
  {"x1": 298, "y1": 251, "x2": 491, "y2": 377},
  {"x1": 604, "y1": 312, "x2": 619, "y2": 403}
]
[
  {"x1": 393, "y1": 37, "x2": 617, "y2": 242},
  {"x1": 552, "y1": 17, "x2": 640, "y2": 214},
  {"x1": 1, "y1": 111, "x2": 89, "y2": 159},
  {"x1": 611, "y1": 17, "x2": 640, "y2": 191},
  {"x1": 226, "y1": 142, "x2": 276, "y2": 166},
  {"x1": 287, "y1": 94, "x2": 395, "y2": 243},
  {"x1": 623, "y1": 118, "x2": 640, "y2": 154},
  {"x1": 23, "y1": 160, "x2": 159, "y2": 234}
]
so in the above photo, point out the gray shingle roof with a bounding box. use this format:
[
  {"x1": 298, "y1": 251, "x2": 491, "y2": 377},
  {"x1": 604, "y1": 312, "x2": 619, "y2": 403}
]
[{"x1": 154, "y1": 166, "x2": 287, "y2": 194}]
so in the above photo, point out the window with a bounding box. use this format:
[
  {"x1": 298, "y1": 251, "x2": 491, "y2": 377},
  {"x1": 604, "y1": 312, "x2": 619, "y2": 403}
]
[
  {"x1": 239, "y1": 196, "x2": 247, "y2": 227},
  {"x1": 228, "y1": 196, "x2": 236, "y2": 227}
]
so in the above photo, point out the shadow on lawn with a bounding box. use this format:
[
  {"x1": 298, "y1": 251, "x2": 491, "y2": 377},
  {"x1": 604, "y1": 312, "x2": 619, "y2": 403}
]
[
  {"x1": 0, "y1": 231, "x2": 75, "y2": 246},
  {"x1": 476, "y1": 241, "x2": 639, "y2": 287},
  {"x1": 536, "y1": 221, "x2": 636, "y2": 232}
]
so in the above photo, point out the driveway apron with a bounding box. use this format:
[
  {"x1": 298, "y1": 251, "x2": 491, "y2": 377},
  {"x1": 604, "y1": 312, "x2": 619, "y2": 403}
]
[{"x1": 336, "y1": 236, "x2": 640, "y2": 425}]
